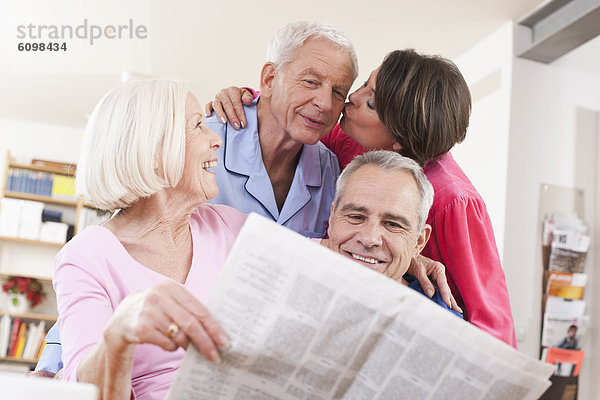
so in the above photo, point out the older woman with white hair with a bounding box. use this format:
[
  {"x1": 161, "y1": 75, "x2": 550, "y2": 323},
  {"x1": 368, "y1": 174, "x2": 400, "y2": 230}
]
[{"x1": 53, "y1": 79, "x2": 246, "y2": 400}]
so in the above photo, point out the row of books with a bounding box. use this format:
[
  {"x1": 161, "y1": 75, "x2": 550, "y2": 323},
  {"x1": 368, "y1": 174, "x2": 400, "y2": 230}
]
[
  {"x1": 0, "y1": 315, "x2": 47, "y2": 360},
  {"x1": 6, "y1": 168, "x2": 76, "y2": 200}
]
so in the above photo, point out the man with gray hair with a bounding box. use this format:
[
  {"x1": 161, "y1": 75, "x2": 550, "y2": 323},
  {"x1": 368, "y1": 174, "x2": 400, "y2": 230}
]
[
  {"x1": 321, "y1": 150, "x2": 460, "y2": 314},
  {"x1": 206, "y1": 21, "x2": 357, "y2": 237}
]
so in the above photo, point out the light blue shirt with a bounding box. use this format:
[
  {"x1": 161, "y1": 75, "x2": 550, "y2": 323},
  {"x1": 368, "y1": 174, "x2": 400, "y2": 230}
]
[
  {"x1": 206, "y1": 98, "x2": 340, "y2": 238},
  {"x1": 34, "y1": 322, "x2": 63, "y2": 373}
]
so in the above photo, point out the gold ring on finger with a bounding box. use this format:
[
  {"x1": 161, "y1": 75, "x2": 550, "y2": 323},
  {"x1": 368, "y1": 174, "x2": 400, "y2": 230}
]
[{"x1": 165, "y1": 322, "x2": 179, "y2": 339}]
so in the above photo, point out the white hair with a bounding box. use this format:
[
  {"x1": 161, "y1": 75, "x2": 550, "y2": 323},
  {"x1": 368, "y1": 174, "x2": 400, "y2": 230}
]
[
  {"x1": 76, "y1": 79, "x2": 190, "y2": 211},
  {"x1": 266, "y1": 21, "x2": 359, "y2": 80},
  {"x1": 334, "y1": 150, "x2": 434, "y2": 231}
]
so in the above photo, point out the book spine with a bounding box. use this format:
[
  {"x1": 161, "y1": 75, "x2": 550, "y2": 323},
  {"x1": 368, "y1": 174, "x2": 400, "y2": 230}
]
[
  {"x1": 14, "y1": 170, "x2": 24, "y2": 193},
  {"x1": 33, "y1": 172, "x2": 43, "y2": 196},
  {"x1": 0, "y1": 315, "x2": 12, "y2": 357},
  {"x1": 14, "y1": 321, "x2": 28, "y2": 358},
  {"x1": 25, "y1": 171, "x2": 34, "y2": 194},
  {"x1": 22, "y1": 322, "x2": 35, "y2": 359},
  {"x1": 32, "y1": 321, "x2": 47, "y2": 360},
  {"x1": 36, "y1": 332, "x2": 47, "y2": 360},
  {"x1": 6, "y1": 169, "x2": 14, "y2": 191},
  {"x1": 24, "y1": 320, "x2": 45, "y2": 359},
  {"x1": 44, "y1": 173, "x2": 54, "y2": 197},
  {"x1": 7, "y1": 317, "x2": 21, "y2": 356}
]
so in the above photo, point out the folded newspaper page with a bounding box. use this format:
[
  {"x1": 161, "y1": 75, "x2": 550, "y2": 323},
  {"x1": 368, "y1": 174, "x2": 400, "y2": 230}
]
[{"x1": 167, "y1": 213, "x2": 553, "y2": 400}]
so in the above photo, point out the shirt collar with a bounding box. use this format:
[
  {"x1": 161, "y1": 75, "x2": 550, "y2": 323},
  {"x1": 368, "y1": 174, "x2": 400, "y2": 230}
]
[{"x1": 296, "y1": 140, "x2": 322, "y2": 188}]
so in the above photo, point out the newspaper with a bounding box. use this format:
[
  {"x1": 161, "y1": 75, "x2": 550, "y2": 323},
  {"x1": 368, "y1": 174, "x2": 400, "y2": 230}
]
[{"x1": 166, "y1": 213, "x2": 553, "y2": 400}]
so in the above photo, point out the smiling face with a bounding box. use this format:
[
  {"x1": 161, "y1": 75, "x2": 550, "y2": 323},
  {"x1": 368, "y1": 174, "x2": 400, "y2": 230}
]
[
  {"x1": 339, "y1": 67, "x2": 398, "y2": 151},
  {"x1": 177, "y1": 93, "x2": 222, "y2": 202},
  {"x1": 260, "y1": 37, "x2": 354, "y2": 145},
  {"x1": 326, "y1": 164, "x2": 430, "y2": 281}
]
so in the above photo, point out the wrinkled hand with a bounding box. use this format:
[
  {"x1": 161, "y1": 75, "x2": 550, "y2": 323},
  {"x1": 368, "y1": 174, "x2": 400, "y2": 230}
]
[
  {"x1": 408, "y1": 255, "x2": 462, "y2": 313},
  {"x1": 107, "y1": 280, "x2": 228, "y2": 362},
  {"x1": 204, "y1": 86, "x2": 253, "y2": 130}
]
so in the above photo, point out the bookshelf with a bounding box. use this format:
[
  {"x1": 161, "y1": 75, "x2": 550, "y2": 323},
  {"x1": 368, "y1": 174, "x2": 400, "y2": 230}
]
[
  {"x1": 0, "y1": 312, "x2": 56, "y2": 368},
  {"x1": 0, "y1": 151, "x2": 78, "y2": 369},
  {"x1": 0, "y1": 152, "x2": 110, "y2": 370}
]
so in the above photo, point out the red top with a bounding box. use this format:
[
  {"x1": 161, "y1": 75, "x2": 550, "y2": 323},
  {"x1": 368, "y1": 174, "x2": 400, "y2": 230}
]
[
  {"x1": 320, "y1": 124, "x2": 366, "y2": 169},
  {"x1": 321, "y1": 126, "x2": 517, "y2": 347}
]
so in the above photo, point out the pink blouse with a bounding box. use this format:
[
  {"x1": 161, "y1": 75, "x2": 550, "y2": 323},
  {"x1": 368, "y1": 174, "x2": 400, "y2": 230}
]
[{"x1": 53, "y1": 204, "x2": 247, "y2": 399}]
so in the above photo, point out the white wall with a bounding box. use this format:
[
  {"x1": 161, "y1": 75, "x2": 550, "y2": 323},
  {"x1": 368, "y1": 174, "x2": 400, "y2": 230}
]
[
  {"x1": 453, "y1": 22, "x2": 514, "y2": 258},
  {"x1": 0, "y1": 118, "x2": 83, "y2": 169}
]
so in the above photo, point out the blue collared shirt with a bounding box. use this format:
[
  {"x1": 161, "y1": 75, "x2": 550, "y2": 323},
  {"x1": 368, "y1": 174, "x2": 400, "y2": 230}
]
[
  {"x1": 34, "y1": 322, "x2": 63, "y2": 373},
  {"x1": 206, "y1": 98, "x2": 340, "y2": 238},
  {"x1": 406, "y1": 276, "x2": 463, "y2": 318}
]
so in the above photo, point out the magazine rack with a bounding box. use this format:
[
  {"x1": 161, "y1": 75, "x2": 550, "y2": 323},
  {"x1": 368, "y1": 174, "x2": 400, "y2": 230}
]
[{"x1": 538, "y1": 183, "x2": 586, "y2": 400}]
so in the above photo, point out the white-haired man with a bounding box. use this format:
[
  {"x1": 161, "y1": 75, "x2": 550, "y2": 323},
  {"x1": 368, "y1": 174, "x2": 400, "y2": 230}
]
[
  {"x1": 322, "y1": 150, "x2": 461, "y2": 314},
  {"x1": 206, "y1": 21, "x2": 357, "y2": 238}
]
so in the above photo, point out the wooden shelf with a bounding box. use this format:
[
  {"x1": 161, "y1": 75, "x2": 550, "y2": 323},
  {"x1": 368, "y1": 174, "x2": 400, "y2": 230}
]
[
  {"x1": 0, "y1": 271, "x2": 52, "y2": 282},
  {"x1": 4, "y1": 191, "x2": 79, "y2": 206},
  {"x1": 0, "y1": 235, "x2": 64, "y2": 248},
  {"x1": 0, "y1": 311, "x2": 57, "y2": 322},
  {"x1": 9, "y1": 161, "x2": 75, "y2": 176},
  {"x1": 0, "y1": 355, "x2": 38, "y2": 364}
]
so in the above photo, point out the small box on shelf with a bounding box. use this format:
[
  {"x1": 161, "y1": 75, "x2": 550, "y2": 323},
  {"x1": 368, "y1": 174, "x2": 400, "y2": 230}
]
[
  {"x1": 39, "y1": 221, "x2": 69, "y2": 244},
  {"x1": 0, "y1": 199, "x2": 68, "y2": 244},
  {"x1": 0, "y1": 198, "x2": 21, "y2": 237}
]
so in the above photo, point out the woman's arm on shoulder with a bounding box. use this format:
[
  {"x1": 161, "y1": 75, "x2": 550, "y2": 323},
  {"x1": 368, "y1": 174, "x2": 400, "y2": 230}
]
[{"x1": 203, "y1": 86, "x2": 254, "y2": 130}]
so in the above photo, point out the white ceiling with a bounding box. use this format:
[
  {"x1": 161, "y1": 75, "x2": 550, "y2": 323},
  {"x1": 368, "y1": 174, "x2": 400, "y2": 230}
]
[{"x1": 0, "y1": 0, "x2": 555, "y2": 129}]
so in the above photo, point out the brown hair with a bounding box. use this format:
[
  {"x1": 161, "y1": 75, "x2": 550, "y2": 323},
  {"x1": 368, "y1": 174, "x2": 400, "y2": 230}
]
[{"x1": 375, "y1": 49, "x2": 471, "y2": 166}]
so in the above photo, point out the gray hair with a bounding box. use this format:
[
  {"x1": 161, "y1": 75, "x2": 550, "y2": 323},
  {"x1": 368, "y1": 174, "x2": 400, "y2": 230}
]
[
  {"x1": 77, "y1": 79, "x2": 190, "y2": 211},
  {"x1": 266, "y1": 21, "x2": 359, "y2": 80},
  {"x1": 333, "y1": 150, "x2": 434, "y2": 231}
]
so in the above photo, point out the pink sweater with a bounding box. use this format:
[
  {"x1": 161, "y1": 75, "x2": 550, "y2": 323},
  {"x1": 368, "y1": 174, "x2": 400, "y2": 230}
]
[
  {"x1": 53, "y1": 204, "x2": 247, "y2": 399},
  {"x1": 321, "y1": 126, "x2": 517, "y2": 347}
]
